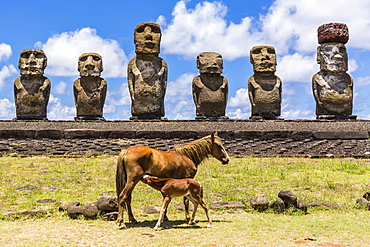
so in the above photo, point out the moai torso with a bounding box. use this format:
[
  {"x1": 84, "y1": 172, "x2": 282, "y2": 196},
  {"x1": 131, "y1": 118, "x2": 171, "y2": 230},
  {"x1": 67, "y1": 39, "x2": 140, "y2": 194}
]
[
  {"x1": 248, "y1": 46, "x2": 282, "y2": 120},
  {"x1": 73, "y1": 53, "x2": 107, "y2": 120},
  {"x1": 192, "y1": 52, "x2": 228, "y2": 119},
  {"x1": 128, "y1": 22, "x2": 168, "y2": 120},
  {"x1": 312, "y1": 23, "x2": 354, "y2": 119},
  {"x1": 14, "y1": 49, "x2": 50, "y2": 120}
]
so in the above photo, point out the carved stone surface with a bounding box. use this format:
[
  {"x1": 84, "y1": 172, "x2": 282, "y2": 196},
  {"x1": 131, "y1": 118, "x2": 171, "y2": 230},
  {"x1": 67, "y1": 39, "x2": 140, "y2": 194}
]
[
  {"x1": 128, "y1": 22, "x2": 168, "y2": 120},
  {"x1": 192, "y1": 52, "x2": 228, "y2": 119},
  {"x1": 14, "y1": 49, "x2": 50, "y2": 120},
  {"x1": 248, "y1": 46, "x2": 282, "y2": 120},
  {"x1": 73, "y1": 53, "x2": 107, "y2": 121},
  {"x1": 312, "y1": 23, "x2": 355, "y2": 119}
]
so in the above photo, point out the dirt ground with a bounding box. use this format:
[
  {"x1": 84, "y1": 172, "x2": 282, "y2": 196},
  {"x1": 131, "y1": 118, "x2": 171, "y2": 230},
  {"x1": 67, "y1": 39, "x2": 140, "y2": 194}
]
[{"x1": 1, "y1": 212, "x2": 367, "y2": 247}]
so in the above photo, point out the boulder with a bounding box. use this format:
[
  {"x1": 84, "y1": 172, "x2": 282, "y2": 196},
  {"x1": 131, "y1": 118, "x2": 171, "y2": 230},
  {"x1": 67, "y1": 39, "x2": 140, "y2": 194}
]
[
  {"x1": 269, "y1": 198, "x2": 285, "y2": 213},
  {"x1": 83, "y1": 205, "x2": 99, "y2": 220},
  {"x1": 250, "y1": 196, "x2": 269, "y2": 212},
  {"x1": 278, "y1": 190, "x2": 298, "y2": 208}
]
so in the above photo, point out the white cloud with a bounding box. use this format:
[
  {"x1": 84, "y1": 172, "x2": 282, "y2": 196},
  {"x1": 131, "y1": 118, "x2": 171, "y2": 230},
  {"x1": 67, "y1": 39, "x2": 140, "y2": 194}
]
[
  {"x1": 356, "y1": 76, "x2": 370, "y2": 88},
  {"x1": 165, "y1": 73, "x2": 196, "y2": 119},
  {"x1": 35, "y1": 27, "x2": 128, "y2": 78},
  {"x1": 277, "y1": 53, "x2": 317, "y2": 83},
  {"x1": 282, "y1": 109, "x2": 315, "y2": 119},
  {"x1": 166, "y1": 72, "x2": 195, "y2": 103},
  {"x1": 227, "y1": 108, "x2": 250, "y2": 119},
  {"x1": 106, "y1": 83, "x2": 131, "y2": 106},
  {"x1": 0, "y1": 43, "x2": 12, "y2": 62},
  {"x1": 161, "y1": 1, "x2": 260, "y2": 60},
  {"x1": 261, "y1": 0, "x2": 370, "y2": 53},
  {"x1": 47, "y1": 94, "x2": 75, "y2": 120},
  {"x1": 0, "y1": 98, "x2": 15, "y2": 119},
  {"x1": 228, "y1": 88, "x2": 249, "y2": 107},
  {"x1": 53, "y1": 81, "x2": 68, "y2": 95},
  {"x1": 0, "y1": 65, "x2": 17, "y2": 90}
]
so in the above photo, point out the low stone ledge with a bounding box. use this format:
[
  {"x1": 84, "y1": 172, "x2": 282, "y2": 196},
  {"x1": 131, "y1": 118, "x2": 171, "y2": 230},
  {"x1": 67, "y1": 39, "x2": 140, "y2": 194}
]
[{"x1": 313, "y1": 131, "x2": 369, "y2": 140}]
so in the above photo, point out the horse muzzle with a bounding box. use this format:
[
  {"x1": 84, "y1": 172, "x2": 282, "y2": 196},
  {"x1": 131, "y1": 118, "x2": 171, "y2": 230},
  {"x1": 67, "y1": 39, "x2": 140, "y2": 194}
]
[{"x1": 221, "y1": 157, "x2": 229, "y2": 164}]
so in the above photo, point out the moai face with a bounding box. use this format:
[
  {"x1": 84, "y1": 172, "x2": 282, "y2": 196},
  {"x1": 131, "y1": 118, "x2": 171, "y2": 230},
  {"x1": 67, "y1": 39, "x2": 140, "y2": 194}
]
[
  {"x1": 250, "y1": 46, "x2": 276, "y2": 72},
  {"x1": 197, "y1": 52, "x2": 223, "y2": 74},
  {"x1": 18, "y1": 49, "x2": 47, "y2": 76},
  {"x1": 317, "y1": 43, "x2": 348, "y2": 72},
  {"x1": 78, "y1": 53, "x2": 103, "y2": 77},
  {"x1": 134, "y1": 22, "x2": 161, "y2": 55}
]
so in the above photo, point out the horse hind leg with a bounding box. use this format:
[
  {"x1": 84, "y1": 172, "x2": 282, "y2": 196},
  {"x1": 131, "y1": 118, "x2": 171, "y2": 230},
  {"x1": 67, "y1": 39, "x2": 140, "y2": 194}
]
[
  {"x1": 125, "y1": 193, "x2": 137, "y2": 224},
  {"x1": 183, "y1": 196, "x2": 191, "y2": 223}
]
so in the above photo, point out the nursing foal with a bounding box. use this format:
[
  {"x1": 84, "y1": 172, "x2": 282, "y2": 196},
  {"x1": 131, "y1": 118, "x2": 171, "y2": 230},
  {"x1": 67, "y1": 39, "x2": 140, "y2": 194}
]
[{"x1": 142, "y1": 174, "x2": 212, "y2": 230}]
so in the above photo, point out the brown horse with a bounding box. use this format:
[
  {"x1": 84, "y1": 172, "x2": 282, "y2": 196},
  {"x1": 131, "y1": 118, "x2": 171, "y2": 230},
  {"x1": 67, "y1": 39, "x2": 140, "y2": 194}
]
[{"x1": 116, "y1": 132, "x2": 229, "y2": 229}]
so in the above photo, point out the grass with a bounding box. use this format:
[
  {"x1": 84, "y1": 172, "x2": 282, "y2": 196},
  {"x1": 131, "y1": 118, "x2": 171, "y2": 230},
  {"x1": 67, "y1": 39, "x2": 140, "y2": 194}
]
[{"x1": 1, "y1": 156, "x2": 370, "y2": 246}]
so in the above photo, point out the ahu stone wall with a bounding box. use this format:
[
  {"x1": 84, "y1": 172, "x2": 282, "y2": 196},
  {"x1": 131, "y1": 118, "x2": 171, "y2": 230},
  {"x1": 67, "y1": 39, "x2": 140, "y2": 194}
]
[{"x1": 0, "y1": 119, "x2": 370, "y2": 158}]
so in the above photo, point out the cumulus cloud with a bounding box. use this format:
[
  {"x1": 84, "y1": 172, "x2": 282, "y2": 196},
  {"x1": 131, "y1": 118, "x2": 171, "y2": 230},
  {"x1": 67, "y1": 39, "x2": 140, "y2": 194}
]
[
  {"x1": 166, "y1": 72, "x2": 195, "y2": 103},
  {"x1": 261, "y1": 0, "x2": 370, "y2": 53},
  {"x1": 53, "y1": 81, "x2": 68, "y2": 95},
  {"x1": 106, "y1": 83, "x2": 131, "y2": 106},
  {"x1": 0, "y1": 98, "x2": 15, "y2": 119},
  {"x1": 161, "y1": 1, "x2": 260, "y2": 60},
  {"x1": 277, "y1": 53, "x2": 317, "y2": 83},
  {"x1": 0, "y1": 43, "x2": 12, "y2": 62},
  {"x1": 0, "y1": 65, "x2": 17, "y2": 90},
  {"x1": 165, "y1": 73, "x2": 196, "y2": 119},
  {"x1": 228, "y1": 88, "x2": 249, "y2": 107},
  {"x1": 47, "y1": 95, "x2": 75, "y2": 120},
  {"x1": 35, "y1": 27, "x2": 128, "y2": 78}
]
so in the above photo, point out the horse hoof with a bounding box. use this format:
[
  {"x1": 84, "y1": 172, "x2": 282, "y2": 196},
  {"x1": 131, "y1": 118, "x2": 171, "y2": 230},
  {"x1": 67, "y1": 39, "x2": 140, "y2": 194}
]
[
  {"x1": 118, "y1": 224, "x2": 127, "y2": 230},
  {"x1": 207, "y1": 224, "x2": 212, "y2": 228}
]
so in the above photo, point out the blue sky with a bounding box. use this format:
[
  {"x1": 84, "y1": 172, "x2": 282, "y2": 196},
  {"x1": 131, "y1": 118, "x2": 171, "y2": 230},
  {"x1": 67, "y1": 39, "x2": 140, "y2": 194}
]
[{"x1": 1, "y1": 0, "x2": 370, "y2": 120}]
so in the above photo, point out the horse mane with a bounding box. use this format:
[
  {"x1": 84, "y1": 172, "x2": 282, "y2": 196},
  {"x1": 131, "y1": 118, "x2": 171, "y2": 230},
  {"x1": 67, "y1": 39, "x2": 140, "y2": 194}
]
[{"x1": 171, "y1": 135, "x2": 213, "y2": 166}]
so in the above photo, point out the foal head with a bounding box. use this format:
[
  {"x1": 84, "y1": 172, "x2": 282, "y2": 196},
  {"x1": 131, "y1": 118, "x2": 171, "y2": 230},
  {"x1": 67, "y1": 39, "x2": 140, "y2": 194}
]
[{"x1": 210, "y1": 132, "x2": 229, "y2": 164}]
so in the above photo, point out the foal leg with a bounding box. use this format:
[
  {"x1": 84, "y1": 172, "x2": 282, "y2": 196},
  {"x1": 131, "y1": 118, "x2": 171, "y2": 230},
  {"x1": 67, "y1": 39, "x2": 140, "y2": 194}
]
[
  {"x1": 190, "y1": 193, "x2": 212, "y2": 227},
  {"x1": 154, "y1": 197, "x2": 172, "y2": 231},
  {"x1": 187, "y1": 197, "x2": 199, "y2": 225},
  {"x1": 183, "y1": 196, "x2": 191, "y2": 223}
]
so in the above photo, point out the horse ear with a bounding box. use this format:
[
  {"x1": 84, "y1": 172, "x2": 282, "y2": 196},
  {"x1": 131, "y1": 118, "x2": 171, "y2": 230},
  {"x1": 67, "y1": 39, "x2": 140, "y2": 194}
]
[{"x1": 211, "y1": 132, "x2": 217, "y2": 142}]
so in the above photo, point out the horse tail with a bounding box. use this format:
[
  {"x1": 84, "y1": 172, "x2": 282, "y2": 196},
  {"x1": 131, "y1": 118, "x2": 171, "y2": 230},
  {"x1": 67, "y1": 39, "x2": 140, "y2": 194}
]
[{"x1": 116, "y1": 149, "x2": 128, "y2": 200}]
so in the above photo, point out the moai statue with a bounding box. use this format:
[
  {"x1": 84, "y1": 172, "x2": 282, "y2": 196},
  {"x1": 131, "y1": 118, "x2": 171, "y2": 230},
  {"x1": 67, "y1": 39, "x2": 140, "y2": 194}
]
[
  {"x1": 14, "y1": 49, "x2": 50, "y2": 120},
  {"x1": 192, "y1": 52, "x2": 228, "y2": 120},
  {"x1": 73, "y1": 53, "x2": 107, "y2": 121},
  {"x1": 127, "y1": 22, "x2": 168, "y2": 120},
  {"x1": 248, "y1": 46, "x2": 283, "y2": 120},
  {"x1": 312, "y1": 23, "x2": 355, "y2": 120}
]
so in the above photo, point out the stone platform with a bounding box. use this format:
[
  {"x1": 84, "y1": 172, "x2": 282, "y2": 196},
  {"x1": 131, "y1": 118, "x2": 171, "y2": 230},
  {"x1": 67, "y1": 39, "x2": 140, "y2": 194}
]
[{"x1": 0, "y1": 119, "x2": 370, "y2": 158}]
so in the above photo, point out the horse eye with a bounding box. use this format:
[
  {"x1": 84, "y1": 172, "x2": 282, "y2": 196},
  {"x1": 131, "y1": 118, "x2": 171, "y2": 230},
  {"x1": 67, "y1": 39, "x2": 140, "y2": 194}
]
[
  {"x1": 80, "y1": 56, "x2": 87, "y2": 61},
  {"x1": 93, "y1": 56, "x2": 100, "y2": 61}
]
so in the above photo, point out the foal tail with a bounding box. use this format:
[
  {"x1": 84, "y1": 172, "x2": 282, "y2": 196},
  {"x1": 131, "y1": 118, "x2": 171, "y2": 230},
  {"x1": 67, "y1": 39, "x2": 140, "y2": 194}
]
[{"x1": 116, "y1": 149, "x2": 128, "y2": 200}]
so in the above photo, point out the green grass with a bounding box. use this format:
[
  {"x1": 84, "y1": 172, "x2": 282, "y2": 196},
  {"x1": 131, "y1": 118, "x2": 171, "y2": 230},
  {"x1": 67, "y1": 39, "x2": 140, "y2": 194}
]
[{"x1": 1, "y1": 156, "x2": 370, "y2": 246}]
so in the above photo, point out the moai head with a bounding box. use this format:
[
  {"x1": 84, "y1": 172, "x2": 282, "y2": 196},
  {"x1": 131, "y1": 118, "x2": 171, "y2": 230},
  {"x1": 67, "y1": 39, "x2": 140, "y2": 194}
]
[
  {"x1": 317, "y1": 23, "x2": 349, "y2": 72},
  {"x1": 134, "y1": 22, "x2": 161, "y2": 55},
  {"x1": 250, "y1": 46, "x2": 276, "y2": 73},
  {"x1": 78, "y1": 53, "x2": 103, "y2": 77},
  {"x1": 18, "y1": 49, "x2": 47, "y2": 76},
  {"x1": 197, "y1": 52, "x2": 223, "y2": 74}
]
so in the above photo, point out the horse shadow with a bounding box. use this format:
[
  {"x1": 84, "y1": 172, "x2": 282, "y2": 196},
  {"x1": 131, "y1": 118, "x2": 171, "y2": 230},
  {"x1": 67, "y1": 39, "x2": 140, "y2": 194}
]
[{"x1": 125, "y1": 219, "x2": 229, "y2": 230}]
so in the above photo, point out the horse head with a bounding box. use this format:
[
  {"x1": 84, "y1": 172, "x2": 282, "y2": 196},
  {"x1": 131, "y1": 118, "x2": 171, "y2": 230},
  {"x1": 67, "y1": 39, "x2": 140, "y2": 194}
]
[{"x1": 210, "y1": 132, "x2": 229, "y2": 164}]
